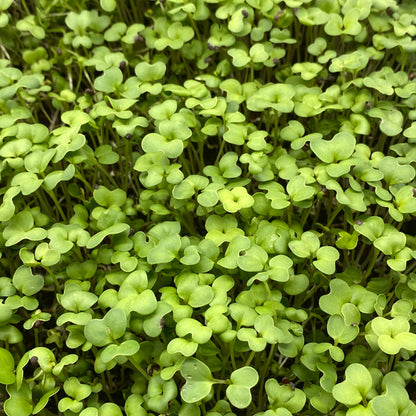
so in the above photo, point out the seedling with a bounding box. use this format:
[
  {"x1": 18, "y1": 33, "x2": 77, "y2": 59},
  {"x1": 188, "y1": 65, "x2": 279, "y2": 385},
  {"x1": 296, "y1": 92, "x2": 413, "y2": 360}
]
[{"x1": 1, "y1": 1, "x2": 416, "y2": 415}]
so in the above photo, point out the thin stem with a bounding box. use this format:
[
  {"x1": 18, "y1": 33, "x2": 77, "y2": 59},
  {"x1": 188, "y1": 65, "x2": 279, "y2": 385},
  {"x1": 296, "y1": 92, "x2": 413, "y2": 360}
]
[
  {"x1": 367, "y1": 349, "x2": 384, "y2": 368},
  {"x1": 257, "y1": 345, "x2": 276, "y2": 411},
  {"x1": 214, "y1": 137, "x2": 226, "y2": 166},
  {"x1": 245, "y1": 350, "x2": 256, "y2": 367},
  {"x1": 101, "y1": 373, "x2": 114, "y2": 401},
  {"x1": 187, "y1": 13, "x2": 201, "y2": 41},
  {"x1": 263, "y1": 281, "x2": 278, "y2": 325},
  {"x1": 42, "y1": 266, "x2": 62, "y2": 293},
  {"x1": 364, "y1": 248, "x2": 380, "y2": 279},
  {"x1": 46, "y1": 190, "x2": 68, "y2": 222},
  {"x1": 74, "y1": 168, "x2": 94, "y2": 193},
  {"x1": 94, "y1": 162, "x2": 119, "y2": 188},
  {"x1": 388, "y1": 353, "x2": 395, "y2": 372},
  {"x1": 327, "y1": 204, "x2": 343, "y2": 228},
  {"x1": 34, "y1": 328, "x2": 39, "y2": 347},
  {"x1": 111, "y1": 336, "x2": 151, "y2": 380},
  {"x1": 300, "y1": 206, "x2": 312, "y2": 229},
  {"x1": 355, "y1": 242, "x2": 369, "y2": 266}
]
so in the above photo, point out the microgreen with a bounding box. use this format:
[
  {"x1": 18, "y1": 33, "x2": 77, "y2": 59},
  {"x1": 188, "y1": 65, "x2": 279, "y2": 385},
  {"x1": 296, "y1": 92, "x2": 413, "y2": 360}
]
[
  {"x1": 1, "y1": 1, "x2": 416, "y2": 415},
  {"x1": 332, "y1": 363, "x2": 373, "y2": 406},
  {"x1": 226, "y1": 366, "x2": 259, "y2": 409}
]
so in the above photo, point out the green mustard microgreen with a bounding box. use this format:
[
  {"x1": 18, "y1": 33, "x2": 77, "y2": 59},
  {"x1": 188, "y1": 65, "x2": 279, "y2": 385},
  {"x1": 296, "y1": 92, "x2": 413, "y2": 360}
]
[{"x1": 1, "y1": 0, "x2": 416, "y2": 415}]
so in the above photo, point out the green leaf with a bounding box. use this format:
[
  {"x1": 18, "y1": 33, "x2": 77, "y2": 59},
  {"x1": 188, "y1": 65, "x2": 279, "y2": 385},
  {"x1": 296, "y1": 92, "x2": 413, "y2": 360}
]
[
  {"x1": 23, "y1": 311, "x2": 51, "y2": 330},
  {"x1": 84, "y1": 308, "x2": 126, "y2": 346},
  {"x1": 66, "y1": 260, "x2": 97, "y2": 280},
  {"x1": 265, "y1": 378, "x2": 306, "y2": 412},
  {"x1": 11, "y1": 172, "x2": 42, "y2": 195},
  {"x1": 149, "y1": 99, "x2": 177, "y2": 120},
  {"x1": 226, "y1": 367, "x2": 259, "y2": 409},
  {"x1": 16, "y1": 15, "x2": 45, "y2": 39},
  {"x1": 247, "y1": 84, "x2": 295, "y2": 113},
  {"x1": 117, "y1": 288, "x2": 157, "y2": 315},
  {"x1": 284, "y1": 273, "x2": 309, "y2": 295},
  {"x1": 354, "y1": 216, "x2": 385, "y2": 241},
  {"x1": 0, "y1": 303, "x2": 12, "y2": 325},
  {"x1": 378, "y1": 156, "x2": 415, "y2": 186},
  {"x1": 0, "y1": 0, "x2": 14, "y2": 12},
  {"x1": 313, "y1": 246, "x2": 339, "y2": 275},
  {"x1": 308, "y1": 37, "x2": 327, "y2": 55},
  {"x1": 373, "y1": 225, "x2": 405, "y2": 255},
  {"x1": 332, "y1": 363, "x2": 372, "y2": 406},
  {"x1": 24, "y1": 149, "x2": 55, "y2": 173},
  {"x1": 167, "y1": 337, "x2": 198, "y2": 357},
  {"x1": 135, "y1": 61, "x2": 166, "y2": 82},
  {"x1": 289, "y1": 231, "x2": 320, "y2": 258},
  {"x1": 32, "y1": 387, "x2": 60, "y2": 415},
  {"x1": 52, "y1": 354, "x2": 78, "y2": 376},
  {"x1": 237, "y1": 244, "x2": 268, "y2": 272},
  {"x1": 86, "y1": 223, "x2": 130, "y2": 249},
  {"x1": 64, "y1": 377, "x2": 92, "y2": 401},
  {"x1": 58, "y1": 285, "x2": 98, "y2": 313},
  {"x1": 370, "y1": 382, "x2": 409, "y2": 416},
  {"x1": 143, "y1": 301, "x2": 172, "y2": 337},
  {"x1": 218, "y1": 187, "x2": 254, "y2": 213},
  {"x1": 368, "y1": 107, "x2": 403, "y2": 136},
  {"x1": 94, "y1": 186, "x2": 127, "y2": 207},
  {"x1": 176, "y1": 318, "x2": 212, "y2": 344},
  {"x1": 173, "y1": 175, "x2": 209, "y2": 200},
  {"x1": 0, "y1": 348, "x2": 15, "y2": 384},
  {"x1": 101, "y1": 0, "x2": 116, "y2": 12},
  {"x1": 12, "y1": 266, "x2": 44, "y2": 296},
  {"x1": 95, "y1": 145, "x2": 119, "y2": 165},
  {"x1": 286, "y1": 175, "x2": 316, "y2": 202},
  {"x1": 306, "y1": 385, "x2": 336, "y2": 413},
  {"x1": 319, "y1": 279, "x2": 352, "y2": 315},
  {"x1": 327, "y1": 314, "x2": 359, "y2": 344},
  {"x1": 3, "y1": 210, "x2": 47, "y2": 247},
  {"x1": 100, "y1": 340, "x2": 140, "y2": 363},
  {"x1": 371, "y1": 316, "x2": 416, "y2": 354},
  {"x1": 94, "y1": 67, "x2": 123, "y2": 93},
  {"x1": 237, "y1": 328, "x2": 267, "y2": 352},
  {"x1": 16, "y1": 347, "x2": 56, "y2": 388},
  {"x1": 394, "y1": 186, "x2": 416, "y2": 214},
  {"x1": 341, "y1": 303, "x2": 360, "y2": 326},
  {"x1": 292, "y1": 62, "x2": 323, "y2": 80},
  {"x1": 98, "y1": 403, "x2": 123, "y2": 416},
  {"x1": 254, "y1": 314, "x2": 284, "y2": 344},
  {"x1": 5, "y1": 382, "x2": 33, "y2": 416},
  {"x1": 142, "y1": 132, "x2": 184, "y2": 159},
  {"x1": 180, "y1": 358, "x2": 216, "y2": 403},
  {"x1": 311, "y1": 132, "x2": 356, "y2": 163},
  {"x1": 147, "y1": 233, "x2": 181, "y2": 264},
  {"x1": 329, "y1": 50, "x2": 371, "y2": 73},
  {"x1": 44, "y1": 164, "x2": 75, "y2": 191}
]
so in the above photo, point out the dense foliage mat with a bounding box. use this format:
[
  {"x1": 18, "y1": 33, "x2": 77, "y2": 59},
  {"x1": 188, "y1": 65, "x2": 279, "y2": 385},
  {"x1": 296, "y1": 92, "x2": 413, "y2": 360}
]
[{"x1": 1, "y1": 0, "x2": 416, "y2": 415}]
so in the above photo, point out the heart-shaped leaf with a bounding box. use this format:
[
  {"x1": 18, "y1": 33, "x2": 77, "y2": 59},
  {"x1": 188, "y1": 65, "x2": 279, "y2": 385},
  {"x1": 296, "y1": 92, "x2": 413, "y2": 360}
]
[
  {"x1": 289, "y1": 231, "x2": 320, "y2": 258},
  {"x1": 5, "y1": 382, "x2": 33, "y2": 416},
  {"x1": 0, "y1": 347, "x2": 15, "y2": 384},
  {"x1": 180, "y1": 358, "x2": 216, "y2": 403},
  {"x1": 332, "y1": 363, "x2": 372, "y2": 406},
  {"x1": 310, "y1": 132, "x2": 356, "y2": 163},
  {"x1": 84, "y1": 308, "x2": 126, "y2": 347},
  {"x1": 226, "y1": 366, "x2": 259, "y2": 409},
  {"x1": 12, "y1": 266, "x2": 44, "y2": 296}
]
